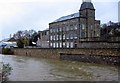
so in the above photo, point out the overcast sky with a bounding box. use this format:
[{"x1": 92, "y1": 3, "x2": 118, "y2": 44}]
[{"x1": 0, "y1": 0, "x2": 119, "y2": 40}]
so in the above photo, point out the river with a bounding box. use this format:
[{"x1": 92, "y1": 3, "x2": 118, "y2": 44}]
[{"x1": 0, "y1": 54, "x2": 119, "y2": 81}]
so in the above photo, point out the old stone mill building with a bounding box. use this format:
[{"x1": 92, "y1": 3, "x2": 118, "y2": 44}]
[{"x1": 49, "y1": 0, "x2": 100, "y2": 48}]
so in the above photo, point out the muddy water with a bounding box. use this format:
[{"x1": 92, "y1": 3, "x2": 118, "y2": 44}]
[{"x1": 0, "y1": 54, "x2": 119, "y2": 81}]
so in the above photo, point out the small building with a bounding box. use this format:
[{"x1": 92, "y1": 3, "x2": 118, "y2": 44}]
[
  {"x1": 36, "y1": 29, "x2": 49, "y2": 48},
  {"x1": 49, "y1": 0, "x2": 100, "y2": 48}
]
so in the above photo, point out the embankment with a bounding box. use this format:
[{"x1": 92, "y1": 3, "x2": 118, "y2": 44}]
[{"x1": 13, "y1": 48, "x2": 120, "y2": 65}]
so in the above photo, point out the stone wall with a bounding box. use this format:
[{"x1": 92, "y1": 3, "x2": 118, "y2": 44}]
[
  {"x1": 13, "y1": 48, "x2": 120, "y2": 65},
  {"x1": 13, "y1": 48, "x2": 119, "y2": 58},
  {"x1": 60, "y1": 53, "x2": 120, "y2": 65},
  {"x1": 78, "y1": 42, "x2": 120, "y2": 48}
]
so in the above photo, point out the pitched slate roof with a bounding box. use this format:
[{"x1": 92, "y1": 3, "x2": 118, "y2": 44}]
[{"x1": 52, "y1": 12, "x2": 80, "y2": 23}]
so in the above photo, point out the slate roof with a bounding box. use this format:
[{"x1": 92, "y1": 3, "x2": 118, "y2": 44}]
[{"x1": 52, "y1": 12, "x2": 80, "y2": 23}]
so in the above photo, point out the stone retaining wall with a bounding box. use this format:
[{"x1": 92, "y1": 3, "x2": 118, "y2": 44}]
[
  {"x1": 13, "y1": 48, "x2": 119, "y2": 58},
  {"x1": 60, "y1": 53, "x2": 120, "y2": 65},
  {"x1": 13, "y1": 48, "x2": 120, "y2": 65},
  {"x1": 78, "y1": 42, "x2": 120, "y2": 48}
]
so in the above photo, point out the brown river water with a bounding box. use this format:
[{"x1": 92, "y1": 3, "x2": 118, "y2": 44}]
[{"x1": 0, "y1": 54, "x2": 119, "y2": 81}]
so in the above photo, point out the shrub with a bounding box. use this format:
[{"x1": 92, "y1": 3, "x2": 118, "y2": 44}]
[{"x1": 2, "y1": 48, "x2": 13, "y2": 54}]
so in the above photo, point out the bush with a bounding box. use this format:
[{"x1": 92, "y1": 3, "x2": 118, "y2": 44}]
[
  {"x1": 2, "y1": 48, "x2": 13, "y2": 54},
  {"x1": 2, "y1": 63, "x2": 13, "y2": 82},
  {"x1": 17, "y1": 39, "x2": 24, "y2": 48}
]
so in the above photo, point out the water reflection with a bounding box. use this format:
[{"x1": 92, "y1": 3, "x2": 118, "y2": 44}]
[{"x1": 1, "y1": 54, "x2": 119, "y2": 81}]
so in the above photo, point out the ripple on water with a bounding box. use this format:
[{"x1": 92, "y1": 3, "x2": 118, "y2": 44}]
[{"x1": 1, "y1": 54, "x2": 119, "y2": 81}]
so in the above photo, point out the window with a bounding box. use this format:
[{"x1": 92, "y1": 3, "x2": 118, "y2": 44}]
[
  {"x1": 53, "y1": 35, "x2": 55, "y2": 40},
  {"x1": 74, "y1": 34, "x2": 77, "y2": 39},
  {"x1": 47, "y1": 31, "x2": 49, "y2": 35},
  {"x1": 70, "y1": 34, "x2": 73, "y2": 39},
  {"x1": 50, "y1": 29, "x2": 52, "y2": 33},
  {"x1": 56, "y1": 35, "x2": 58, "y2": 40},
  {"x1": 70, "y1": 25, "x2": 73, "y2": 30},
  {"x1": 50, "y1": 43, "x2": 53, "y2": 47},
  {"x1": 66, "y1": 26, "x2": 69, "y2": 31},
  {"x1": 66, "y1": 34, "x2": 69, "y2": 39},
  {"x1": 81, "y1": 32, "x2": 85, "y2": 37},
  {"x1": 55, "y1": 42, "x2": 57, "y2": 48},
  {"x1": 97, "y1": 34, "x2": 99, "y2": 37},
  {"x1": 63, "y1": 42, "x2": 65, "y2": 47},
  {"x1": 90, "y1": 25, "x2": 93, "y2": 30},
  {"x1": 56, "y1": 28, "x2": 58, "y2": 33},
  {"x1": 82, "y1": 24, "x2": 85, "y2": 30},
  {"x1": 70, "y1": 42, "x2": 73, "y2": 48},
  {"x1": 56, "y1": 43, "x2": 59, "y2": 48},
  {"x1": 63, "y1": 34, "x2": 65, "y2": 40},
  {"x1": 63, "y1": 27, "x2": 66, "y2": 32},
  {"x1": 50, "y1": 36, "x2": 52, "y2": 40},
  {"x1": 60, "y1": 34, "x2": 62, "y2": 40},
  {"x1": 60, "y1": 42, "x2": 62, "y2": 48},
  {"x1": 74, "y1": 24, "x2": 78, "y2": 29},
  {"x1": 67, "y1": 42, "x2": 69, "y2": 48},
  {"x1": 53, "y1": 43, "x2": 55, "y2": 48},
  {"x1": 59, "y1": 28, "x2": 62, "y2": 32}
]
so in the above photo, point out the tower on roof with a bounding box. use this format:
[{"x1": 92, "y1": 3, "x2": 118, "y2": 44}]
[
  {"x1": 80, "y1": 0, "x2": 95, "y2": 10},
  {"x1": 82, "y1": 0, "x2": 91, "y2": 2}
]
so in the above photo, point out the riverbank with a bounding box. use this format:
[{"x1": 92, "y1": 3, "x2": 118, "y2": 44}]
[{"x1": 13, "y1": 48, "x2": 120, "y2": 65}]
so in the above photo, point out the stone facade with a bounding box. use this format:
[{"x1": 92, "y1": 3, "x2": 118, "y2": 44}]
[
  {"x1": 49, "y1": 0, "x2": 100, "y2": 48},
  {"x1": 36, "y1": 29, "x2": 49, "y2": 48}
]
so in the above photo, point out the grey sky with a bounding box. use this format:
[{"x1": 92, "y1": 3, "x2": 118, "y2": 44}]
[{"x1": 0, "y1": 0, "x2": 119, "y2": 40}]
